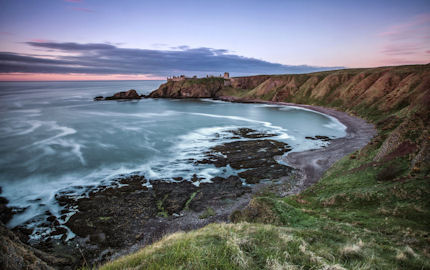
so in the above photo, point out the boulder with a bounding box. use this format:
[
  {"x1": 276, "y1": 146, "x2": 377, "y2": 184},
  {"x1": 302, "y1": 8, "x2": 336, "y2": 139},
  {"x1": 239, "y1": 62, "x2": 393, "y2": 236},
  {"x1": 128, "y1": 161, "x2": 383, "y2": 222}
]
[{"x1": 95, "y1": 89, "x2": 142, "y2": 101}]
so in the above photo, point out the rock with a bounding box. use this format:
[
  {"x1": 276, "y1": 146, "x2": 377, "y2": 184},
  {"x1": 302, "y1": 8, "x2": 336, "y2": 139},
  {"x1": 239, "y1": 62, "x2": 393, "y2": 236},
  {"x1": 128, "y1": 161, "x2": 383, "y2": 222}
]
[
  {"x1": 305, "y1": 135, "x2": 332, "y2": 142},
  {"x1": 0, "y1": 195, "x2": 13, "y2": 224},
  {"x1": 49, "y1": 227, "x2": 67, "y2": 237},
  {"x1": 95, "y1": 89, "x2": 142, "y2": 101},
  {"x1": 227, "y1": 128, "x2": 276, "y2": 139},
  {"x1": 197, "y1": 138, "x2": 293, "y2": 184},
  {"x1": 188, "y1": 176, "x2": 250, "y2": 212},
  {"x1": 0, "y1": 222, "x2": 62, "y2": 270},
  {"x1": 105, "y1": 89, "x2": 141, "y2": 100},
  {"x1": 59, "y1": 173, "x2": 251, "y2": 264},
  {"x1": 148, "y1": 78, "x2": 225, "y2": 98}
]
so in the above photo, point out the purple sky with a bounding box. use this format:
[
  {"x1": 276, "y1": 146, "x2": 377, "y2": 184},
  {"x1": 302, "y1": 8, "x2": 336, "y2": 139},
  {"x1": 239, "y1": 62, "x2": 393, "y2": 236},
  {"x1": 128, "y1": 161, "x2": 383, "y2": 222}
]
[{"x1": 0, "y1": 0, "x2": 429, "y2": 80}]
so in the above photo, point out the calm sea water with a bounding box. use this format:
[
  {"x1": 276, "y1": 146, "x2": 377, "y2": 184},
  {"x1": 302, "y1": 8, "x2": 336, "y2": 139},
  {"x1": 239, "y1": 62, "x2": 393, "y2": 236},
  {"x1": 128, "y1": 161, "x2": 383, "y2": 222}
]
[{"x1": 0, "y1": 80, "x2": 346, "y2": 233}]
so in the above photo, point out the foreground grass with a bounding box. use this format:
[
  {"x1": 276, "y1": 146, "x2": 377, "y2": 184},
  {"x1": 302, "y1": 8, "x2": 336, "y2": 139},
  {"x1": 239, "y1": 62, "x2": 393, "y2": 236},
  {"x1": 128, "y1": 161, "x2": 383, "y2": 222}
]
[
  {"x1": 101, "y1": 158, "x2": 429, "y2": 269},
  {"x1": 102, "y1": 220, "x2": 429, "y2": 270}
]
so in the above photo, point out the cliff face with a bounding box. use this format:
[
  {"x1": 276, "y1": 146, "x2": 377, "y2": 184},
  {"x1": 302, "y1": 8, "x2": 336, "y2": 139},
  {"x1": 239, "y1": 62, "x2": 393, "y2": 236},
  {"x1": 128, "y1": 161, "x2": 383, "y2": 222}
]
[
  {"x1": 149, "y1": 64, "x2": 430, "y2": 175},
  {"x1": 150, "y1": 65, "x2": 429, "y2": 114},
  {"x1": 148, "y1": 77, "x2": 225, "y2": 98}
]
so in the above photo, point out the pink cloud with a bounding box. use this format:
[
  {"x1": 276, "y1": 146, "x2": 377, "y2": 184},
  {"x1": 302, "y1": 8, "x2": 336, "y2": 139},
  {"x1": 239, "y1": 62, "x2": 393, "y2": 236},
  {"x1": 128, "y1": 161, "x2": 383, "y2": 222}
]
[
  {"x1": 0, "y1": 73, "x2": 164, "y2": 81},
  {"x1": 379, "y1": 13, "x2": 430, "y2": 39},
  {"x1": 0, "y1": 31, "x2": 14, "y2": 36},
  {"x1": 377, "y1": 13, "x2": 430, "y2": 66},
  {"x1": 70, "y1": 7, "x2": 95, "y2": 12},
  {"x1": 381, "y1": 43, "x2": 425, "y2": 56}
]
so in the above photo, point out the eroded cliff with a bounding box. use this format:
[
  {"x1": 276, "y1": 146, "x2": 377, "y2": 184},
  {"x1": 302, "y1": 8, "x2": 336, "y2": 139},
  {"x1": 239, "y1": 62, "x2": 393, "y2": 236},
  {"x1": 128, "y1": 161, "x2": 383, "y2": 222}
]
[{"x1": 149, "y1": 64, "x2": 430, "y2": 175}]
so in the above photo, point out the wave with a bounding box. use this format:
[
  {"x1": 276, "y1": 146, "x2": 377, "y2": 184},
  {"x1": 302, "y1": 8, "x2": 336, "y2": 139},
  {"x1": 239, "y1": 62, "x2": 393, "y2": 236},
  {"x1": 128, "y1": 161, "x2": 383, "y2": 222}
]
[
  {"x1": 84, "y1": 110, "x2": 179, "y2": 119},
  {"x1": 199, "y1": 98, "x2": 229, "y2": 104},
  {"x1": 26, "y1": 121, "x2": 77, "y2": 148},
  {"x1": 280, "y1": 106, "x2": 347, "y2": 131},
  {"x1": 188, "y1": 112, "x2": 292, "y2": 140},
  {"x1": 14, "y1": 120, "x2": 43, "y2": 136}
]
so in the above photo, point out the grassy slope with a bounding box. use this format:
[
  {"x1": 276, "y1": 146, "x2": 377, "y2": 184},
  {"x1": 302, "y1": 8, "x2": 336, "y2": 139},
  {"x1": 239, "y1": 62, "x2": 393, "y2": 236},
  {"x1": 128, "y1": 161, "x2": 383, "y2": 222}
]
[{"x1": 101, "y1": 65, "x2": 430, "y2": 269}]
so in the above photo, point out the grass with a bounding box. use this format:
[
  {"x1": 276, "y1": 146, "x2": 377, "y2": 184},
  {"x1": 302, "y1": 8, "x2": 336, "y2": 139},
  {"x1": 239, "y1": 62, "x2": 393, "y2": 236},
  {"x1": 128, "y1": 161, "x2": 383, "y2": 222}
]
[
  {"x1": 99, "y1": 66, "x2": 430, "y2": 269},
  {"x1": 184, "y1": 192, "x2": 197, "y2": 211},
  {"x1": 199, "y1": 207, "x2": 215, "y2": 219},
  {"x1": 100, "y1": 221, "x2": 429, "y2": 270},
  {"x1": 157, "y1": 194, "x2": 169, "y2": 218}
]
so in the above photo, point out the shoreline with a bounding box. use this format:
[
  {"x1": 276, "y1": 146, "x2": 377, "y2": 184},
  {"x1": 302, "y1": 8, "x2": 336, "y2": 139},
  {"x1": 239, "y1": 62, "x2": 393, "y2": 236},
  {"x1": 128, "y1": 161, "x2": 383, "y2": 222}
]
[
  {"x1": 1, "y1": 96, "x2": 377, "y2": 267},
  {"x1": 67, "y1": 97, "x2": 376, "y2": 264},
  {"x1": 215, "y1": 95, "x2": 377, "y2": 194}
]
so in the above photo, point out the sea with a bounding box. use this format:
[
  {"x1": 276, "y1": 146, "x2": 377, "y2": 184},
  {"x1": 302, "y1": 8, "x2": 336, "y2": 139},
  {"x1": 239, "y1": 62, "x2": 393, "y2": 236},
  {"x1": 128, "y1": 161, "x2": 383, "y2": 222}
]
[{"x1": 0, "y1": 80, "x2": 346, "y2": 237}]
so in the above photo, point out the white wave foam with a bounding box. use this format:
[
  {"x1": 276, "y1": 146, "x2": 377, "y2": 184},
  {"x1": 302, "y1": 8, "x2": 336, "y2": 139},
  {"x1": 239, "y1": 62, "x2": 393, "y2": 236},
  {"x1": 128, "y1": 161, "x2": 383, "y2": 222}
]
[
  {"x1": 15, "y1": 121, "x2": 88, "y2": 165},
  {"x1": 84, "y1": 110, "x2": 179, "y2": 119},
  {"x1": 56, "y1": 139, "x2": 86, "y2": 165},
  {"x1": 26, "y1": 121, "x2": 77, "y2": 148},
  {"x1": 255, "y1": 104, "x2": 282, "y2": 108},
  {"x1": 199, "y1": 98, "x2": 229, "y2": 104},
  {"x1": 120, "y1": 126, "x2": 143, "y2": 132},
  {"x1": 281, "y1": 106, "x2": 347, "y2": 131},
  {"x1": 15, "y1": 120, "x2": 42, "y2": 136},
  {"x1": 188, "y1": 112, "x2": 292, "y2": 139}
]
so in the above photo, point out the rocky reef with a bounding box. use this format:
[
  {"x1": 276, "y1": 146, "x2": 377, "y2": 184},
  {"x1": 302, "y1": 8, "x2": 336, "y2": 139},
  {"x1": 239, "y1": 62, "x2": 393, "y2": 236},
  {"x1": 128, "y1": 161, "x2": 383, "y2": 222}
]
[
  {"x1": 3, "y1": 128, "x2": 295, "y2": 267},
  {"x1": 94, "y1": 89, "x2": 142, "y2": 101}
]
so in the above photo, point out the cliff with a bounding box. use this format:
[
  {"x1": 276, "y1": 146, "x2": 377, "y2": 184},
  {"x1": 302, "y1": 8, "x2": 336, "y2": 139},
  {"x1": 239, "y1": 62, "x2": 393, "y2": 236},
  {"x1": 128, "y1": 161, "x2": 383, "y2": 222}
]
[
  {"x1": 148, "y1": 77, "x2": 225, "y2": 98},
  {"x1": 150, "y1": 65, "x2": 429, "y2": 114},
  {"x1": 150, "y1": 64, "x2": 430, "y2": 175}
]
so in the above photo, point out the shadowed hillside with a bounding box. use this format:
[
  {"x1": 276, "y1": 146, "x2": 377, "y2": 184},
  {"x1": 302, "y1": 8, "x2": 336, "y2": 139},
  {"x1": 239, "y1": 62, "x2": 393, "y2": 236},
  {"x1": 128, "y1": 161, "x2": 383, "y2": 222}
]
[{"x1": 102, "y1": 64, "x2": 430, "y2": 269}]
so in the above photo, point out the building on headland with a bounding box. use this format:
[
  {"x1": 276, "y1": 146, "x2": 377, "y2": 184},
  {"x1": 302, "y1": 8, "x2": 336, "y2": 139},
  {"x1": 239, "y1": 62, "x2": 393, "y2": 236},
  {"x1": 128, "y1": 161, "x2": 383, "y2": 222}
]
[
  {"x1": 167, "y1": 72, "x2": 230, "y2": 82},
  {"x1": 166, "y1": 75, "x2": 187, "y2": 82}
]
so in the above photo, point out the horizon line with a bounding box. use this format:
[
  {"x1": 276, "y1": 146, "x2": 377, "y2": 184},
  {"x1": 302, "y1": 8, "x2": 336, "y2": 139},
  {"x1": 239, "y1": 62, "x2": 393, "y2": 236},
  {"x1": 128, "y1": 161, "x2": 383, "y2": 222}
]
[{"x1": 0, "y1": 63, "x2": 428, "y2": 82}]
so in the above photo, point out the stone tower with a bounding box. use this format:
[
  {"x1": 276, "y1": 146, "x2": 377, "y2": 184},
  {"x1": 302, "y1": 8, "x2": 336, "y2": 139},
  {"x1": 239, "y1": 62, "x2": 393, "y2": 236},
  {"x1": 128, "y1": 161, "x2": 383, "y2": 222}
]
[{"x1": 224, "y1": 72, "x2": 230, "y2": 79}]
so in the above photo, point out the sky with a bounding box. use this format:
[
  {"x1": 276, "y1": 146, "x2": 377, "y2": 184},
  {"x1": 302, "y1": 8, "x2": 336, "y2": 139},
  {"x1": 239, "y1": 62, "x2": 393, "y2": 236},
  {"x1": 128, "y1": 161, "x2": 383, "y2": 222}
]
[{"x1": 0, "y1": 0, "x2": 429, "y2": 81}]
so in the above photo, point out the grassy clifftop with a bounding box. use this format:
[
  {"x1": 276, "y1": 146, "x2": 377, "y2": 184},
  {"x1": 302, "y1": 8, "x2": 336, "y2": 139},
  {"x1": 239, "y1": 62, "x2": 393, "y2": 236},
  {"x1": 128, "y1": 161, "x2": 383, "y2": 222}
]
[{"x1": 103, "y1": 65, "x2": 430, "y2": 269}]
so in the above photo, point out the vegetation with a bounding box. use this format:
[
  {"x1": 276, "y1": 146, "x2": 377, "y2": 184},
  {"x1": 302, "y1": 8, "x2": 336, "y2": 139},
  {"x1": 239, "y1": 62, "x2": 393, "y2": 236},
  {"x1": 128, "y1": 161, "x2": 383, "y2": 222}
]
[
  {"x1": 184, "y1": 191, "x2": 198, "y2": 211},
  {"x1": 199, "y1": 207, "x2": 215, "y2": 219},
  {"x1": 157, "y1": 194, "x2": 169, "y2": 218},
  {"x1": 101, "y1": 65, "x2": 430, "y2": 269}
]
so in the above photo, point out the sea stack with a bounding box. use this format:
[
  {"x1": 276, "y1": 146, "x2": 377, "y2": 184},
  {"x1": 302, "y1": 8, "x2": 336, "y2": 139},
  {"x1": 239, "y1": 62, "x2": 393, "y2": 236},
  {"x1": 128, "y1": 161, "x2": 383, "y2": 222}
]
[{"x1": 95, "y1": 89, "x2": 142, "y2": 101}]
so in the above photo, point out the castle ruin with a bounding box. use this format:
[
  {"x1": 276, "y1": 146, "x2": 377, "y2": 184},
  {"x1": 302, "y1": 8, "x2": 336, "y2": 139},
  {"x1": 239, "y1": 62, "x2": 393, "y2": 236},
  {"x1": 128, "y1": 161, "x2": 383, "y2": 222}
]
[{"x1": 167, "y1": 72, "x2": 230, "y2": 82}]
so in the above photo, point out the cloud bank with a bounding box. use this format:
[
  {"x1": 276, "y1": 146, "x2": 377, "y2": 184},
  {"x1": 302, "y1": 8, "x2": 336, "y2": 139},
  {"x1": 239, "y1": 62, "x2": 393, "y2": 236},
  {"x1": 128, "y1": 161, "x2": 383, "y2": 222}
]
[{"x1": 0, "y1": 42, "x2": 342, "y2": 77}]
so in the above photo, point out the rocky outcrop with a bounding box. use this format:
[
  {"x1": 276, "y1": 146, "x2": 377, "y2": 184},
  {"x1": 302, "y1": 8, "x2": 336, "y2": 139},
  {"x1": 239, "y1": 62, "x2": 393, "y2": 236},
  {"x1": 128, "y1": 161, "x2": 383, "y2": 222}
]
[
  {"x1": 57, "y1": 174, "x2": 251, "y2": 264},
  {"x1": 0, "y1": 222, "x2": 73, "y2": 270},
  {"x1": 94, "y1": 89, "x2": 142, "y2": 100},
  {"x1": 148, "y1": 77, "x2": 225, "y2": 98},
  {"x1": 199, "y1": 138, "x2": 293, "y2": 184},
  {"x1": 0, "y1": 223, "x2": 52, "y2": 270},
  {"x1": 0, "y1": 188, "x2": 13, "y2": 225}
]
